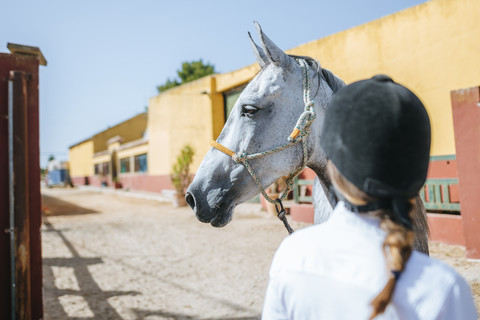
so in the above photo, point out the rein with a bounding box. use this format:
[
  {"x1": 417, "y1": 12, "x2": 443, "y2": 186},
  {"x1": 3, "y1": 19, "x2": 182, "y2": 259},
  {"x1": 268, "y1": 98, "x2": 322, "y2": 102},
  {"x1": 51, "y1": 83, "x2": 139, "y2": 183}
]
[{"x1": 210, "y1": 59, "x2": 316, "y2": 234}]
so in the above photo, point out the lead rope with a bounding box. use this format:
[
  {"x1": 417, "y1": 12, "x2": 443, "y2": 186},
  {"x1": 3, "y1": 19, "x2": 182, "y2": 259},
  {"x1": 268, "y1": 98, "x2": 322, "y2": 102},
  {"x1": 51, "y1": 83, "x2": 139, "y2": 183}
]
[{"x1": 211, "y1": 59, "x2": 316, "y2": 235}]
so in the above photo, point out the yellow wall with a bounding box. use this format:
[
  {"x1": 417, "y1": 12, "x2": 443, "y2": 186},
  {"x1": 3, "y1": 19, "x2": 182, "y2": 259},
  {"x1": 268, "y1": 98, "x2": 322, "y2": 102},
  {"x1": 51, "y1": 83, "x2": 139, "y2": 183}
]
[
  {"x1": 92, "y1": 152, "x2": 110, "y2": 165},
  {"x1": 117, "y1": 141, "x2": 148, "y2": 160},
  {"x1": 215, "y1": 64, "x2": 259, "y2": 92},
  {"x1": 92, "y1": 113, "x2": 147, "y2": 153},
  {"x1": 108, "y1": 141, "x2": 121, "y2": 152},
  {"x1": 69, "y1": 113, "x2": 147, "y2": 178},
  {"x1": 69, "y1": 140, "x2": 94, "y2": 177},
  {"x1": 284, "y1": 0, "x2": 480, "y2": 156},
  {"x1": 148, "y1": 76, "x2": 223, "y2": 175}
]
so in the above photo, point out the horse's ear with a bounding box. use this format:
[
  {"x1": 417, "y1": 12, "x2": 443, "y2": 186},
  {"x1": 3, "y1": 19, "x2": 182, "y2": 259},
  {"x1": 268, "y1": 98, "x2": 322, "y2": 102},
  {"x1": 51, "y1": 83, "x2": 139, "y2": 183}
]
[
  {"x1": 254, "y1": 21, "x2": 295, "y2": 70},
  {"x1": 248, "y1": 31, "x2": 267, "y2": 69}
]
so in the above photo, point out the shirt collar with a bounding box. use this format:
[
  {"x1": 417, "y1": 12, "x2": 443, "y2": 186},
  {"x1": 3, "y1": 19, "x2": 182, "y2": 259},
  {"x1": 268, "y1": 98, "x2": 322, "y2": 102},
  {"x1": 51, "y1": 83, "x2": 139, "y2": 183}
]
[{"x1": 328, "y1": 201, "x2": 384, "y2": 235}]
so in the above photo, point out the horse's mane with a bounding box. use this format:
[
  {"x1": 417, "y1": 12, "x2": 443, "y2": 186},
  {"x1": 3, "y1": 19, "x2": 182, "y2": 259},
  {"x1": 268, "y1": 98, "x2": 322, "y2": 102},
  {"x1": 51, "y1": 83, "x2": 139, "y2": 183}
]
[
  {"x1": 288, "y1": 54, "x2": 346, "y2": 95},
  {"x1": 321, "y1": 68, "x2": 345, "y2": 93}
]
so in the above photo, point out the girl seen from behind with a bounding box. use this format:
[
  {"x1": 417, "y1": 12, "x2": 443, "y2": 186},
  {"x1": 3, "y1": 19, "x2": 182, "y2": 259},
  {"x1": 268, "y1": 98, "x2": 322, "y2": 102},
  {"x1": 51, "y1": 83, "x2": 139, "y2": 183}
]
[{"x1": 262, "y1": 75, "x2": 478, "y2": 319}]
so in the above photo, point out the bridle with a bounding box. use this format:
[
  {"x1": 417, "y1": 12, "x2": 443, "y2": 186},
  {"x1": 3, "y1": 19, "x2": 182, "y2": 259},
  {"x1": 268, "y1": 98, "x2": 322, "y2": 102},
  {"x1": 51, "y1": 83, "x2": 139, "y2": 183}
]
[{"x1": 210, "y1": 59, "x2": 317, "y2": 234}]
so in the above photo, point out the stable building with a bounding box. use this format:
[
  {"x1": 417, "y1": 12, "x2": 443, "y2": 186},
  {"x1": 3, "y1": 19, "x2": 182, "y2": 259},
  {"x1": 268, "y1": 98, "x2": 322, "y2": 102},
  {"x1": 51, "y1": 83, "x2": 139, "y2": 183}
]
[
  {"x1": 69, "y1": 113, "x2": 152, "y2": 190},
  {"x1": 69, "y1": 0, "x2": 480, "y2": 257}
]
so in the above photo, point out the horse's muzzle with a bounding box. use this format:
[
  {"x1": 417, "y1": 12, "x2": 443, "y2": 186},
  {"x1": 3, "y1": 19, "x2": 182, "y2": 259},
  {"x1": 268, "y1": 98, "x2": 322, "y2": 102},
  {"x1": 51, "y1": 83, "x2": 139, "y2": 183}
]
[
  {"x1": 185, "y1": 186, "x2": 234, "y2": 227},
  {"x1": 185, "y1": 187, "x2": 216, "y2": 224},
  {"x1": 185, "y1": 191, "x2": 209, "y2": 221}
]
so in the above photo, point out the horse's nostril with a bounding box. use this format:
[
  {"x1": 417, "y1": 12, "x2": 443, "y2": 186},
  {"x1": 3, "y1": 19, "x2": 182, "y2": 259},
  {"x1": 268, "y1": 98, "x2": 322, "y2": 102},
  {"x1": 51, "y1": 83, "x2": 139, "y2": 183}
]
[{"x1": 185, "y1": 192, "x2": 196, "y2": 210}]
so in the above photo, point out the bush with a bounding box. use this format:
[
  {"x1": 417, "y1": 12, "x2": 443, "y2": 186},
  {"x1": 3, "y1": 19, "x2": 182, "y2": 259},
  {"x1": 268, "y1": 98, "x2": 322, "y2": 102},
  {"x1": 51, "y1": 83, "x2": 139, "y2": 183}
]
[{"x1": 170, "y1": 145, "x2": 195, "y2": 196}]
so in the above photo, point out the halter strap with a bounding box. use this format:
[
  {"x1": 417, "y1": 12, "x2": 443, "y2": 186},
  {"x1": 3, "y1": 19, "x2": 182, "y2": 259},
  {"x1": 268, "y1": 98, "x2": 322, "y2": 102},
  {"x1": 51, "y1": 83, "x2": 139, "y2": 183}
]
[
  {"x1": 210, "y1": 141, "x2": 235, "y2": 157},
  {"x1": 210, "y1": 59, "x2": 317, "y2": 234}
]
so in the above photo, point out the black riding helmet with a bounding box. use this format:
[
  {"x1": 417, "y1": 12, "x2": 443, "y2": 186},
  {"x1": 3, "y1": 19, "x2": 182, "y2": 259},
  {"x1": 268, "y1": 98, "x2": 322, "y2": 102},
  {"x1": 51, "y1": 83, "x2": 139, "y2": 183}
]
[{"x1": 320, "y1": 75, "x2": 431, "y2": 227}]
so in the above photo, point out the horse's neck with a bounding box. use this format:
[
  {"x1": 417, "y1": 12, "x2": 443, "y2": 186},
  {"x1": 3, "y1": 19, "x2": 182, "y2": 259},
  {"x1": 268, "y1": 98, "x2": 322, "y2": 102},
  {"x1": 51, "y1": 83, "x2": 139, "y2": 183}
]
[
  {"x1": 306, "y1": 70, "x2": 346, "y2": 183},
  {"x1": 306, "y1": 138, "x2": 329, "y2": 184}
]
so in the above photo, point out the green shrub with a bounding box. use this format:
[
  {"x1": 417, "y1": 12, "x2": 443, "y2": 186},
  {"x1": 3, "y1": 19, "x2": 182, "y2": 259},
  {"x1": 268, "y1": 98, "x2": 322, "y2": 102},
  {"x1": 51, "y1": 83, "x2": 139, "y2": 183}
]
[{"x1": 170, "y1": 145, "x2": 195, "y2": 196}]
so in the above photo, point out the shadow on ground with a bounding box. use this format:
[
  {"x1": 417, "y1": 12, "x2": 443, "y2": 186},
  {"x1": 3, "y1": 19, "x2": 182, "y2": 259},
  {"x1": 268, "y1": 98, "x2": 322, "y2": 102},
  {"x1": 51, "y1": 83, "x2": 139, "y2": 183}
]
[
  {"x1": 43, "y1": 216, "x2": 261, "y2": 319},
  {"x1": 132, "y1": 309, "x2": 260, "y2": 320},
  {"x1": 43, "y1": 219, "x2": 140, "y2": 319},
  {"x1": 42, "y1": 194, "x2": 98, "y2": 216}
]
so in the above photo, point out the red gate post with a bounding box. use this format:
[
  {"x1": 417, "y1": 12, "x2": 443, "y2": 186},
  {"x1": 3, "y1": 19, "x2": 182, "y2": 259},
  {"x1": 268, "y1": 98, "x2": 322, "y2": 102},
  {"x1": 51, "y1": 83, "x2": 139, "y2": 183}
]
[
  {"x1": 451, "y1": 86, "x2": 480, "y2": 259},
  {"x1": 0, "y1": 44, "x2": 46, "y2": 319},
  {"x1": 10, "y1": 70, "x2": 32, "y2": 320}
]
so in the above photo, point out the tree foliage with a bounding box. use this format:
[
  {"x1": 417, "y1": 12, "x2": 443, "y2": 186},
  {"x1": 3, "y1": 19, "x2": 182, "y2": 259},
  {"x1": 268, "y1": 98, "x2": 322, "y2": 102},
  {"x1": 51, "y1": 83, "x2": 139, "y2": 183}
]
[
  {"x1": 177, "y1": 60, "x2": 215, "y2": 83},
  {"x1": 157, "y1": 59, "x2": 215, "y2": 93},
  {"x1": 157, "y1": 78, "x2": 180, "y2": 93}
]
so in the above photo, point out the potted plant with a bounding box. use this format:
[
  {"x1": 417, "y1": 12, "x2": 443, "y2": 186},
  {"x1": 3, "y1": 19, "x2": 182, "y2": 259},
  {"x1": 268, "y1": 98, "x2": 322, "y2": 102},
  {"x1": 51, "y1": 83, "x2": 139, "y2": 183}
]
[
  {"x1": 170, "y1": 145, "x2": 195, "y2": 207},
  {"x1": 113, "y1": 177, "x2": 122, "y2": 189}
]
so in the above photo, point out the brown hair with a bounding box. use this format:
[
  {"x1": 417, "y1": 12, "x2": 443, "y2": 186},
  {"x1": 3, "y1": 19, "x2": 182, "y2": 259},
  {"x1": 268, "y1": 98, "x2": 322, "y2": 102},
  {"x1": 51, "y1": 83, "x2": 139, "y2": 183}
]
[{"x1": 327, "y1": 161, "x2": 415, "y2": 319}]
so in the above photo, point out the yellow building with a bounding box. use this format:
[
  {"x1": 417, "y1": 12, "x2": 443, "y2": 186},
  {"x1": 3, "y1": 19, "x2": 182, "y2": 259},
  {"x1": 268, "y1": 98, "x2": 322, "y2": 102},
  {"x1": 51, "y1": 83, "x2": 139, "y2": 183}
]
[
  {"x1": 147, "y1": 76, "x2": 224, "y2": 179},
  {"x1": 287, "y1": 0, "x2": 480, "y2": 157},
  {"x1": 69, "y1": 113, "x2": 148, "y2": 188},
  {"x1": 70, "y1": 0, "x2": 479, "y2": 194}
]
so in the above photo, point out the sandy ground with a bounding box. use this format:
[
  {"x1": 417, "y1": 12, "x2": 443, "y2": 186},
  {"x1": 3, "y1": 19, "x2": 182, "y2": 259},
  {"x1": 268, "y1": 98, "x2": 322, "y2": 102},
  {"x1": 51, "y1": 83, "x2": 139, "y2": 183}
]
[{"x1": 41, "y1": 188, "x2": 479, "y2": 319}]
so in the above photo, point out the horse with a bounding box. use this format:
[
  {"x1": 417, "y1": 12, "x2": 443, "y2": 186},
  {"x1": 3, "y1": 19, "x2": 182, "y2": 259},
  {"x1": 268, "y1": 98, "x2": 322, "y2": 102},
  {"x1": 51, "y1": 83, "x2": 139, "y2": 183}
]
[{"x1": 185, "y1": 22, "x2": 429, "y2": 254}]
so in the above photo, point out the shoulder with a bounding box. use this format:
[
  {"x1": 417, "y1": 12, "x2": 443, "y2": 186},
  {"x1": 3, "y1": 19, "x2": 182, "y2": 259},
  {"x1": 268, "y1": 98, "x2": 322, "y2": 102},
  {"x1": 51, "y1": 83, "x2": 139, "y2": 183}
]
[
  {"x1": 270, "y1": 224, "x2": 325, "y2": 263},
  {"x1": 394, "y1": 251, "x2": 477, "y2": 318},
  {"x1": 269, "y1": 203, "x2": 385, "y2": 277},
  {"x1": 405, "y1": 251, "x2": 463, "y2": 286},
  {"x1": 268, "y1": 222, "x2": 332, "y2": 276},
  {"x1": 401, "y1": 251, "x2": 465, "y2": 293},
  {"x1": 275, "y1": 210, "x2": 341, "y2": 254}
]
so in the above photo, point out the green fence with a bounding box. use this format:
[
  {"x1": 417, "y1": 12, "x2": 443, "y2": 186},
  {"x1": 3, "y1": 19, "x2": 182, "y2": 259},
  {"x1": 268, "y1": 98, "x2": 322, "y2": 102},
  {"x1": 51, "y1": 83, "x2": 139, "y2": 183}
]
[
  {"x1": 293, "y1": 177, "x2": 461, "y2": 212},
  {"x1": 420, "y1": 178, "x2": 461, "y2": 211},
  {"x1": 293, "y1": 177, "x2": 314, "y2": 203}
]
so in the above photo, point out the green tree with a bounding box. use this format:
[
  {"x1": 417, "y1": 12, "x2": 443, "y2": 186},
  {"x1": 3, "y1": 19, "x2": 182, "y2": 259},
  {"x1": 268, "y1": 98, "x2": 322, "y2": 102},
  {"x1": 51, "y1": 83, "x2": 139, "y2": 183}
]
[
  {"x1": 177, "y1": 60, "x2": 215, "y2": 83},
  {"x1": 157, "y1": 78, "x2": 180, "y2": 93},
  {"x1": 157, "y1": 59, "x2": 216, "y2": 93}
]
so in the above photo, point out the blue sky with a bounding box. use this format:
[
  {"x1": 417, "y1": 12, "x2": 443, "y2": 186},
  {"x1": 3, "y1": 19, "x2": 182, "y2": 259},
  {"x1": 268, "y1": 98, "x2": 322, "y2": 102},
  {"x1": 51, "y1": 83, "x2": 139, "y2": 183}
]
[{"x1": 0, "y1": 0, "x2": 427, "y2": 168}]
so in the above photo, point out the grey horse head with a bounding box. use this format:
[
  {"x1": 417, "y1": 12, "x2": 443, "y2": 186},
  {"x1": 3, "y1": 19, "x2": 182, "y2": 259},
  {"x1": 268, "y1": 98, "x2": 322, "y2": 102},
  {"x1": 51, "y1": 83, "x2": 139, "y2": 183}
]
[{"x1": 186, "y1": 22, "x2": 343, "y2": 227}]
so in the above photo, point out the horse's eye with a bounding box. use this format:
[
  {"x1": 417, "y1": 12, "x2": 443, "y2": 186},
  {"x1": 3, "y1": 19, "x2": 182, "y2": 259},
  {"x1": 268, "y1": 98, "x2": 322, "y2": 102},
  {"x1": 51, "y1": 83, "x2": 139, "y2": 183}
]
[{"x1": 241, "y1": 105, "x2": 258, "y2": 117}]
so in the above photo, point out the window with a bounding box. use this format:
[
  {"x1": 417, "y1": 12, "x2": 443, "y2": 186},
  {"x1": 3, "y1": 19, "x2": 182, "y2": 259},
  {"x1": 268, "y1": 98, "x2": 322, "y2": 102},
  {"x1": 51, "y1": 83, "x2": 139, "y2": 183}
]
[
  {"x1": 94, "y1": 163, "x2": 101, "y2": 175},
  {"x1": 223, "y1": 84, "x2": 247, "y2": 121},
  {"x1": 102, "y1": 162, "x2": 110, "y2": 175},
  {"x1": 120, "y1": 157, "x2": 131, "y2": 173},
  {"x1": 134, "y1": 153, "x2": 148, "y2": 173},
  {"x1": 94, "y1": 162, "x2": 110, "y2": 175}
]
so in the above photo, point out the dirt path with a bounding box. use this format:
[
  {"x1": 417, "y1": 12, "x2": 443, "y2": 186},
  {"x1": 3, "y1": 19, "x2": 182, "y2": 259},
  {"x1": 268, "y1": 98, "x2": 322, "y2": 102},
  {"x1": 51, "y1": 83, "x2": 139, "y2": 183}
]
[{"x1": 41, "y1": 188, "x2": 479, "y2": 319}]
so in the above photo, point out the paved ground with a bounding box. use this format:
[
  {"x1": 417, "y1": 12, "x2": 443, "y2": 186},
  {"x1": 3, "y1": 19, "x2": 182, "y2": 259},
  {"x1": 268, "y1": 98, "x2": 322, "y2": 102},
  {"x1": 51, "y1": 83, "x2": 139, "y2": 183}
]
[{"x1": 41, "y1": 188, "x2": 479, "y2": 319}]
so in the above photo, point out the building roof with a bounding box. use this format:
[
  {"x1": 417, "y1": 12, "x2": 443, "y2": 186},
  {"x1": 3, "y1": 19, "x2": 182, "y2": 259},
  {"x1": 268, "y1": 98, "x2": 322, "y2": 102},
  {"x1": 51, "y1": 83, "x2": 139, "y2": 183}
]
[{"x1": 69, "y1": 112, "x2": 146, "y2": 149}]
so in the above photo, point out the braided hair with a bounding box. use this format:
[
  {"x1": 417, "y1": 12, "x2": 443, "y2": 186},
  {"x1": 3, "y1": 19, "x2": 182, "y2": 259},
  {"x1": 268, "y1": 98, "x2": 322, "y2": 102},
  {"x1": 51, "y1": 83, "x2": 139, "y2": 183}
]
[{"x1": 327, "y1": 161, "x2": 415, "y2": 319}]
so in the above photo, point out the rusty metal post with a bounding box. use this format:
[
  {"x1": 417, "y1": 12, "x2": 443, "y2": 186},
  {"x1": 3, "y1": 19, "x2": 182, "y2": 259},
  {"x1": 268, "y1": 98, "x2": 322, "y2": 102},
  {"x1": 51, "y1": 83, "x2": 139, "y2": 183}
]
[{"x1": 8, "y1": 70, "x2": 31, "y2": 320}]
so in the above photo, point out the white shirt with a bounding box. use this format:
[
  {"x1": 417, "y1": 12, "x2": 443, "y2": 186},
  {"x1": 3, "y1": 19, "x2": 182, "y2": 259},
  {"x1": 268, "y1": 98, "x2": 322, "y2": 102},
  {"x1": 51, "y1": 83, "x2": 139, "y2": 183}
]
[{"x1": 262, "y1": 202, "x2": 478, "y2": 320}]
